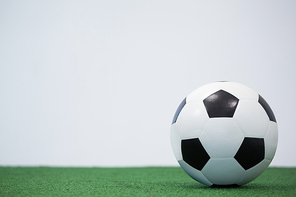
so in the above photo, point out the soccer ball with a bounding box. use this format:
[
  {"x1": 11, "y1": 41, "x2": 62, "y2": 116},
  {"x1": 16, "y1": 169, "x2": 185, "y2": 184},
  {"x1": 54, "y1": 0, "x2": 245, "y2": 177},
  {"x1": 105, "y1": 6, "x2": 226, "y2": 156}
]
[{"x1": 170, "y1": 82, "x2": 278, "y2": 186}]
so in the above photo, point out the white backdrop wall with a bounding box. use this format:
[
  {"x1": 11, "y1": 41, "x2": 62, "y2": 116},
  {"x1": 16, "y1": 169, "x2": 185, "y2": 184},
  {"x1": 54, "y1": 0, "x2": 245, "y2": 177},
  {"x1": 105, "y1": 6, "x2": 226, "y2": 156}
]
[{"x1": 0, "y1": 0, "x2": 295, "y2": 167}]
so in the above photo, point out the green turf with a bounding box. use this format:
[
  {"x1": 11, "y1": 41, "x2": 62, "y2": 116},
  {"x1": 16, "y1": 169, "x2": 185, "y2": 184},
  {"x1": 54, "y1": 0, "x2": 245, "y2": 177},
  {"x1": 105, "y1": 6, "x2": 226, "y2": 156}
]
[{"x1": 0, "y1": 167, "x2": 295, "y2": 196}]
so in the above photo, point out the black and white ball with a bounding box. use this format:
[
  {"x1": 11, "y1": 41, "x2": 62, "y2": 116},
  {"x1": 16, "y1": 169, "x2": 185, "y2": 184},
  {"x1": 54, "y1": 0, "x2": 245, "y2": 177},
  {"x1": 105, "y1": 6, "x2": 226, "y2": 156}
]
[{"x1": 170, "y1": 82, "x2": 278, "y2": 186}]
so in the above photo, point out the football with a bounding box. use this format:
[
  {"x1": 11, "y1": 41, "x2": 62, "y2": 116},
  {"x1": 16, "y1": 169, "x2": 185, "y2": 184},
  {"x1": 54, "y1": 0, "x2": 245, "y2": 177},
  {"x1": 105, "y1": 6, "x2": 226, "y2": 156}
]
[{"x1": 170, "y1": 82, "x2": 278, "y2": 186}]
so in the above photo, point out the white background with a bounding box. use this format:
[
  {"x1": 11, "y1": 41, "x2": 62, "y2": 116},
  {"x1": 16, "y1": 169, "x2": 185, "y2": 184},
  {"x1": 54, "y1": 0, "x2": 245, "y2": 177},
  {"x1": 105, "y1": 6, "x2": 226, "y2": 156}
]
[{"x1": 0, "y1": 0, "x2": 295, "y2": 167}]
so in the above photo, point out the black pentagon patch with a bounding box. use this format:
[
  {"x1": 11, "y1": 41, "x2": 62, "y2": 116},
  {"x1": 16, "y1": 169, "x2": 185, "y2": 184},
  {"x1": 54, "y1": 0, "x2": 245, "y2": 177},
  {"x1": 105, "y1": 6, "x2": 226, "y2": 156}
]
[
  {"x1": 172, "y1": 97, "x2": 186, "y2": 124},
  {"x1": 211, "y1": 184, "x2": 239, "y2": 188},
  {"x1": 258, "y1": 95, "x2": 276, "y2": 122},
  {"x1": 234, "y1": 137, "x2": 265, "y2": 170},
  {"x1": 181, "y1": 138, "x2": 210, "y2": 171},
  {"x1": 203, "y1": 90, "x2": 239, "y2": 118}
]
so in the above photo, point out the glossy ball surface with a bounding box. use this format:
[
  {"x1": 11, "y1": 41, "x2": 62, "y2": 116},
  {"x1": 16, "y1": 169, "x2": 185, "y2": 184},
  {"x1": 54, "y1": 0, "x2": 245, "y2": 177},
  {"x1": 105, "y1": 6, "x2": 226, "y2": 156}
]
[{"x1": 170, "y1": 82, "x2": 278, "y2": 186}]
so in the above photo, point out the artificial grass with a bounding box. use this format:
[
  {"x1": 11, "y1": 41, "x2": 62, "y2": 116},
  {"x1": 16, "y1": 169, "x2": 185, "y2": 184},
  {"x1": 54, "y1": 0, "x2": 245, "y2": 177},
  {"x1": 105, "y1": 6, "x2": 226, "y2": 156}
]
[{"x1": 0, "y1": 167, "x2": 295, "y2": 196}]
